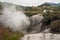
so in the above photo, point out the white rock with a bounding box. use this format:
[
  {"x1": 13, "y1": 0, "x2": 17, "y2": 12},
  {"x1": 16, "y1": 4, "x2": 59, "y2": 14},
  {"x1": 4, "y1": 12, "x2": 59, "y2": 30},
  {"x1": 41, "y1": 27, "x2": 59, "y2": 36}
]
[{"x1": 21, "y1": 33, "x2": 60, "y2": 40}]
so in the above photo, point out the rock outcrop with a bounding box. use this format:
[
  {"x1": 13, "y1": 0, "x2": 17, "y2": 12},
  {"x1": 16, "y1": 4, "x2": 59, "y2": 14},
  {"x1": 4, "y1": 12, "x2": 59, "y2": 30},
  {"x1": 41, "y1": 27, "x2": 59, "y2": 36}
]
[{"x1": 26, "y1": 14, "x2": 44, "y2": 34}]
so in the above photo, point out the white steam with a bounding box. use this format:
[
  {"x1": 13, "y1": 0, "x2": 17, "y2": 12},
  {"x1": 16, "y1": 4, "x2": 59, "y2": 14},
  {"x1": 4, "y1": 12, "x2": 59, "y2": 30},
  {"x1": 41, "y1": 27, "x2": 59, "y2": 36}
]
[
  {"x1": 0, "y1": 2, "x2": 30, "y2": 33},
  {"x1": 0, "y1": 2, "x2": 44, "y2": 34}
]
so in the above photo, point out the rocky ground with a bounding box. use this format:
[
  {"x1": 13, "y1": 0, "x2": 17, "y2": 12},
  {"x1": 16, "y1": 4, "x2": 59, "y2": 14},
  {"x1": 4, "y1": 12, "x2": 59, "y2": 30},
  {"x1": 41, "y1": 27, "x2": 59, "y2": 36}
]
[{"x1": 21, "y1": 33, "x2": 60, "y2": 40}]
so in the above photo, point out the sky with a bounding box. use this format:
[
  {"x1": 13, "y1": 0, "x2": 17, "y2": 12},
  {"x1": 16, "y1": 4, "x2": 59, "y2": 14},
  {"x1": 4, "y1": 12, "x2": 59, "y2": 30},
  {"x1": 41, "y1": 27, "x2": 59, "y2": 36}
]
[{"x1": 0, "y1": 0, "x2": 60, "y2": 6}]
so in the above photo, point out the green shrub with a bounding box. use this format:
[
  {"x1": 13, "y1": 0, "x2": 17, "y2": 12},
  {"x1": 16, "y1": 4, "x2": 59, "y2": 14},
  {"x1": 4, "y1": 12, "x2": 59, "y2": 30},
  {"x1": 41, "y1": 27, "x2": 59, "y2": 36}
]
[
  {"x1": 49, "y1": 20, "x2": 60, "y2": 33},
  {"x1": 0, "y1": 26, "x2": 24, "y2": 40},
  {"x1": 43, "y1": 12, "x2": 60, "y2": 25}
]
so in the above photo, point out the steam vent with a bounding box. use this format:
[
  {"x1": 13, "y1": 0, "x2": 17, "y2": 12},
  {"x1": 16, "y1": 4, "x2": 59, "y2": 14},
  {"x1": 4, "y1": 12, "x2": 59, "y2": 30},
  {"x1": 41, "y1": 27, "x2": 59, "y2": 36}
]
[{"x1": 0, "y1": 1, "x2": 60, "y2": 40}]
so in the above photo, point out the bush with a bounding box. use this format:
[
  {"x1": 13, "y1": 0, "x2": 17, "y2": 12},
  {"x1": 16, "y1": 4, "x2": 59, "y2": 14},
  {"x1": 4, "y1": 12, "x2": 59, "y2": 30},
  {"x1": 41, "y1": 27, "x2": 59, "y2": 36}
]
[
  {"x1": 43, "y1": 12, "x2": 60, "y2": 25},
  {"x1": 0, "y1": 25, "x2": 24, "y2": 40},
  {"x1": 49, "y1": 20, "x2": 60, "y2": 33}
]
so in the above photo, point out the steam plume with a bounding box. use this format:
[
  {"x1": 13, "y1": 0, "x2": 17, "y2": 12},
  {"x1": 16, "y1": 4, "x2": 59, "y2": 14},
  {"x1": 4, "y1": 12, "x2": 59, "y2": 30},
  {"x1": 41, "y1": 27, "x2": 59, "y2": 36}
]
[{"x1": 0, "y1": 2, "x2": 30, "y2": 33}]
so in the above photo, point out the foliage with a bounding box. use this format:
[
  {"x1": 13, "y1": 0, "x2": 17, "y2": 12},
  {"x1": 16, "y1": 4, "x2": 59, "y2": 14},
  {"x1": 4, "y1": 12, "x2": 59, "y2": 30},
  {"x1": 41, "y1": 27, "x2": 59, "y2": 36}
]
[
  {"x1": 0, "y1": 2, "x2": 60, "y2": 40},
  {"x1": 0, "y1": 26, "x2": 24, "y2": 40},
  {"x1": 49, "y1": 20, "x2": 60, "y2": 33},
  {"x1": 43, "y1": 12, "x2": 60, "y2": 25},
  {"x1": 0, "y1": 2, "x2": 3, "y2": 10}
]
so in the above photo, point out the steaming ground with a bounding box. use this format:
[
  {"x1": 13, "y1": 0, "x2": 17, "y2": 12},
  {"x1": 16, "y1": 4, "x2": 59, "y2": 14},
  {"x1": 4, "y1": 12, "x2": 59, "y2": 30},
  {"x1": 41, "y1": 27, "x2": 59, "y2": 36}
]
[
  {"x1": 0, "y1": 2, "x2": 30, "y2": 33},
  {"x1": 0, "y1": 2, "x2": 44, "y2": 34}
]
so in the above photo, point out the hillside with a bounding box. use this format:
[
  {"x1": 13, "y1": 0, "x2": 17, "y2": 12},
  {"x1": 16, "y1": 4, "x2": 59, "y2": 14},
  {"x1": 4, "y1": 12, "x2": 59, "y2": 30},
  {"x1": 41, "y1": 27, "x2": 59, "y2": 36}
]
[{"x1": 0, "y1": 2, "x2": 60, "y2": 40}]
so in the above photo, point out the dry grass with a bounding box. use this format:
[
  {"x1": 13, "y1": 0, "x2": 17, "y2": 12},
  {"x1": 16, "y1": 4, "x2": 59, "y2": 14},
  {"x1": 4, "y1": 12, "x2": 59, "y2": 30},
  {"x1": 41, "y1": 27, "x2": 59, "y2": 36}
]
[{"x1": 0, "y1": 25, "x2": 24, "y2": 40}]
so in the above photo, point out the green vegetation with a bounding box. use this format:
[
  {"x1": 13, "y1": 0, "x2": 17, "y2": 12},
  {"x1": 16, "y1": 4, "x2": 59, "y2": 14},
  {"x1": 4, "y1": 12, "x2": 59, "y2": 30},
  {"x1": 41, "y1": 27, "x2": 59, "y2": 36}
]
[
  {"x1": 0, "y1": 2, "x2": 3, "y2": 10},
  {"x1": 0, "y1": 2, "x2": 60, "y2": 40},
  {"x1": 24, "y1": 3, "x2": 60, "y2": 33},
  {"x1": 0, "y1": 26, "x2": 24, "y2": 40},
  {"x1": 49, "y1": 20, "x2": 60, "y2": 33}
]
